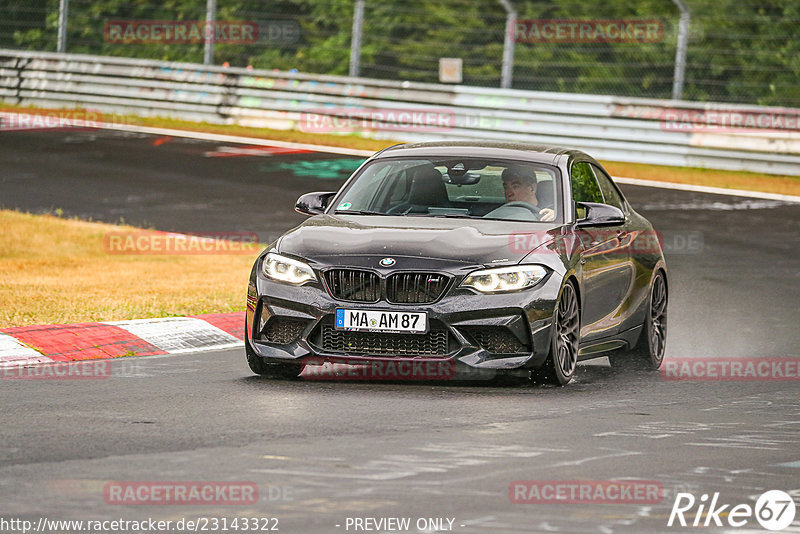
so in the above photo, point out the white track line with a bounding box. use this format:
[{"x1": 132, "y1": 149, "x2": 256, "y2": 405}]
[
  {"x1": 5, "y1": 114, "x2": 796, "y2": 202},
  {"x1": 614, "y1": 176, "x2": 800, "y2": 203},
  {"x1": 98, "y1": 122, "x2": 376, "y2": 157},
  {"x1": 97, "y1": 122, "x2": 799, "y2": 203}
]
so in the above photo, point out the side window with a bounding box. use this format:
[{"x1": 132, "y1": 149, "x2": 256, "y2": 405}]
[
  {"x1": 591, "y1": 164, "x2": 626, "y2": 213},
  {"x1": 570, "y1": 162, "x2": 603, "y2": 218}
]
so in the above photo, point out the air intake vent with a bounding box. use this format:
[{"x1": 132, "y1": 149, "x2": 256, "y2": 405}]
[
  {"x1": 462, "y1": 326, "x2": 530, "y2": 354},
  {"x1": 320, "y1": 325, "x2": 450, "y2": 356},
  {"x1": 324, "y1": 269, "x2": 380, "y2": 302},
  {"x1": 260, "y1": 317, "x2": 309, "y2": 344},
  {"x1": 386, "y1": 272, "x2": 449, "y2": 304}
]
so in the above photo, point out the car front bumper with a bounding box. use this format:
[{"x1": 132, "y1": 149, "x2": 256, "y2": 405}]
[{"x1": 246, "y1": 268, "x2": 562, "y2": 373}]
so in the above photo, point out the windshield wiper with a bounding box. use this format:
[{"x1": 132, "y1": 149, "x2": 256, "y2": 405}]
[
  {"x1": 333, "y1": 209, "x2": 386, "y2": 215},
  {"x1": 405, "y1": 213, "x2": 482, "y2": 219}
]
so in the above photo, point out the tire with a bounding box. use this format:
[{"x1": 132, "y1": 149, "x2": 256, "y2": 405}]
[
  {"x1": 245, "y1": 327, "x2": 301, "y2": 379},
  {"x1": 535, "y1": 281, "x2": 580, "y2": 386},
  {"x1": 612, "y1": 271, "x2": 667, "y2": 370}
]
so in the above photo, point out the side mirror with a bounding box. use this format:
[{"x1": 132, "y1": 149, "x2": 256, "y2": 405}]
[
  {"x1": 575, "y1": 202, "x2": 625, "y2": 227},
  {"x1": 295, "y1": 192, "x2": 336, "y2": 216}
]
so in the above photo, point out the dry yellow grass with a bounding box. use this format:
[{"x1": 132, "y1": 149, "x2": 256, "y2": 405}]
[
  {"x1": 1, "y1": 104, "x2": 396, "y2": 153},
  {"x1": 128, "y1": 115, "x2": 397, "y2": 152},
  {"x1": 602, "y1": 161, "x2": 800, "y2": 196},
  {"x1": 0, "y1": 210, "x2": 258, "y2": 327}
]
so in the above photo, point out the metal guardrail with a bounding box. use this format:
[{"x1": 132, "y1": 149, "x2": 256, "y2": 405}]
[{"x1": 2, "y1": 49, "x2": 799, "y2": 176}]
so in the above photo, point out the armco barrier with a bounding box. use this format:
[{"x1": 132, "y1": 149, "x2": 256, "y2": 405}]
[{"x1": 1, "y1": 49, "x2": 799, "y2": 175}]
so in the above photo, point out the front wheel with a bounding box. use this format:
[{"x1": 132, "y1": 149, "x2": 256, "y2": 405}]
[{"x1": 536, "y1": 281, "x2": 580, "y2": 386}]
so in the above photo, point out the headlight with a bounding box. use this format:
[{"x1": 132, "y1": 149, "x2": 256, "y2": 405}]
[
  {"x1": 261, "y1": 253, "x2": 316, "y2": 285},
  {"x1": 461, "y1": 265, "x2": 547, "y2": 293}
]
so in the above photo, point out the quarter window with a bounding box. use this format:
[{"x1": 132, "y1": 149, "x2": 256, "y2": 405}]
[
  {"x1": 570, "y1": 162, "x2": 603, "y2": 218},
  {"x1": 591, "y1": 164, "x2": 626, "y2": 213}
]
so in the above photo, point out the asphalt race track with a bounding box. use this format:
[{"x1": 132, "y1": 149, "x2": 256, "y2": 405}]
[{"x1": 2, "y1": 129, "x2": 799, "y2": 533}]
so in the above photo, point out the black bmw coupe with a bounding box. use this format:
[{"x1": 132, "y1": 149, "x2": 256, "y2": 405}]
[{"x1": 245, "y1": 142, "x2": 668, "y2": 385}]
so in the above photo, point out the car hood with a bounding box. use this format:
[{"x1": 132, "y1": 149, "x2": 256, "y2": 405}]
[{"x1": 276, "y1": 214, "x2": 562, "y2": 266}]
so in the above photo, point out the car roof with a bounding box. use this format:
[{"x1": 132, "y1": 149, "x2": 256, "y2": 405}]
[{"x1": 373, "y1": 141, "x2": 588, "y2": 165}]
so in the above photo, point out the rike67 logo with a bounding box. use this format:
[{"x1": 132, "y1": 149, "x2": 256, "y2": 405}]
[{"x1": 668, "y1": 490, "x2": 797, "y2": 531}]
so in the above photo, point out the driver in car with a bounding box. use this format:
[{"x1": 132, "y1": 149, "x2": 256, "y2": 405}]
[{"x1": 501, "y1": 166, "x2": 555, "y2": 221}]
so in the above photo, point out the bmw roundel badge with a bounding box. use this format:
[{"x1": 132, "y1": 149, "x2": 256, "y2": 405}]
[{"x1": 379, "y1": 257, "x2": 396, "y2": 267}]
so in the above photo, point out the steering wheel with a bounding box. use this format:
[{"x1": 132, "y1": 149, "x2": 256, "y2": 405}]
[
  {"x1": 500, "y1": 201, "x2": 542, "y2": 220},
  {"x1": 386, "y1": 202, "x2": 413, "y2": 215}
]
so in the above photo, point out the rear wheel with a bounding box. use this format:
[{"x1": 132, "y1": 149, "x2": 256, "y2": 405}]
[
  {"x1": 536, "y1": 281, "x2": 580, "y2": 386},
  {"x1": 245, "y1": 326, "x2": 301, "y2": 379},
  {"x1": 612, "y1": 271, "x2": 667, "y2": 370}
]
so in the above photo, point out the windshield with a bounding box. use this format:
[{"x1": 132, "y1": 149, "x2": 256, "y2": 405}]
[{"x1": 330, "y1": 157, "x2": 562, "y2": 222}]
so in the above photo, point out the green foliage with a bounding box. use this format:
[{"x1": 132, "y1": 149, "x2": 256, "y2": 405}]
[
  {"x1": 570, "y1": 162, "x2": 604, "y2": 205},
  {"x1": 4, "y1": 0, "x2": 799, "y2": 106}
]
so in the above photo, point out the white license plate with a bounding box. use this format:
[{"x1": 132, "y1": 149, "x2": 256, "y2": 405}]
[{"x1": 335, "y1": 309, "x2": 427, "y2": 333}]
